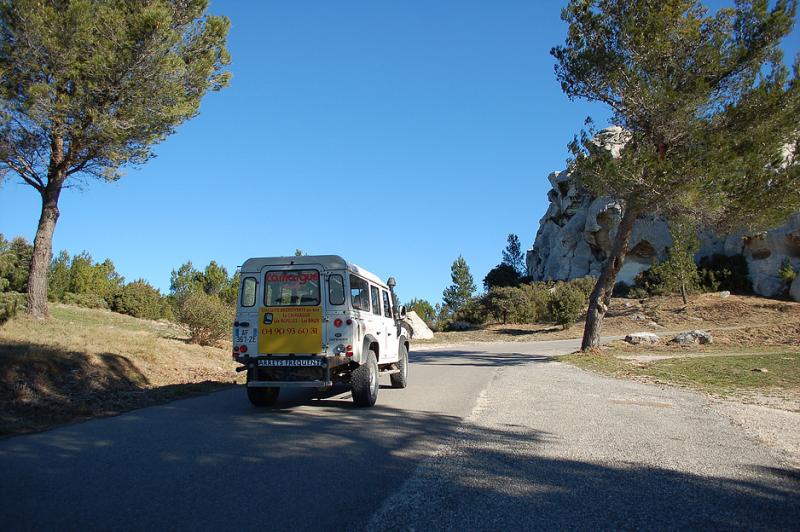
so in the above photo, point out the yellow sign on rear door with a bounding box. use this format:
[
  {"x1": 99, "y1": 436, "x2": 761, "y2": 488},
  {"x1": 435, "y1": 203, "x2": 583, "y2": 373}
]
[{"x1": 258, "y1": 306, "x2": 323, "y2": 354}]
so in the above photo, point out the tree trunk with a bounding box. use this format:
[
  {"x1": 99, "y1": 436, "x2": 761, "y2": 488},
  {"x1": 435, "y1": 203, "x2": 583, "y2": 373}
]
[
  {"x1": 27, "y1": 180, "x2": 64, "y2": 318},
  {"x1": 581, "y1": 206, "x2": 640, "y2": 351},
  {"x1": 681, "y1": 280, "x2": 688, "y2": 307}
]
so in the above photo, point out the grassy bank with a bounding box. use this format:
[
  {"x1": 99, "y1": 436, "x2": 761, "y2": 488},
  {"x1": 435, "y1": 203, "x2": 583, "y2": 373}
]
[
  {"x1": 562, "y1": 346, "x2": 800, "y2": 409},
  {"x1": 0, "y1": 304, "x2": 240, "y2": 437}
]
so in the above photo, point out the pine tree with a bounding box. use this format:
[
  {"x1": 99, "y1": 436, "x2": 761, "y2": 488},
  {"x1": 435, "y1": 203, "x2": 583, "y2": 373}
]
[
  {"x1": 0, "y1": 0, "x2": 231, "y2": 317},
  {"x1": 501, "y1": 234, "x2": 526, "y2": 276},
  {"x1": 552, "y1": 0, "x2": 800, "y2": 349},
  {"x1": 442, "y1": 255, "x2": 476, "y2": 312}
]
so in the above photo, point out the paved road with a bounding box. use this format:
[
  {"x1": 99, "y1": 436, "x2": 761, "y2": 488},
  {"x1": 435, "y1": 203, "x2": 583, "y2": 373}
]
[{"x1": 1, "y1": 339, "x2": 798, "y2": 531}]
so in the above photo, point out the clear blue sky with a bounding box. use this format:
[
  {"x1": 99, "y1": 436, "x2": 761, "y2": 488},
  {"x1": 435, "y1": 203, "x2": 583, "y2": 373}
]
[{"x1": 1, "y1": 1, "x2": 798, "y2": 305}]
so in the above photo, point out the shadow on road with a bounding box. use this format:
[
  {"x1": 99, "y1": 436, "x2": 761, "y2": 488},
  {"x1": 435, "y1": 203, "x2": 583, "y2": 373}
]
[
  {"x1": 1, "y1": 387, "x2": 797, "y2": 530},
  {"x1": 410, "y1": 349, "x2": 552, "y2": 367}
]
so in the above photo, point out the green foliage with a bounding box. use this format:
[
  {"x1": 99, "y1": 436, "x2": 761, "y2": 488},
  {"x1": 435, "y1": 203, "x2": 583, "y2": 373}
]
[
  {"x1": 0, "y1": 291, "x2": 25, "y2": 324},
  {"x1": 63, "y1": 292, "x2": 109, "y2": 309},
  {"x1": 554, "y1": 0, "x2": 800, "y2": 232},
  {"x1": 0, "y1": 0, "x2": 231, "y2": 185},
  {"x1": 483, "y1": 263, "x2": 521, "y2": 290},
  {"x1": 406, "y1": 298, "x2": 436, "y2": 325},
  {"x1": 501, "y1": 234, "x2": 526, "y2": 276},
  {"x1": 779, "y1": 259, "x2": 798, "y2": 284},
  {"x1": 48, "y1": 250, "x2": 71, "y2": 301},
  {"x1": 451, "y1": 297, "x2": 487, "y2": 326},
  {"x1": 0, "y1": 235, "x2": 33, "y2": 292},
  {"x1": 68, "y1": 252, "x2": 124, "y2": 301},
  {"x1": 110, "y1": 280, "x2": 165, "y2": 320},
  {"x1": 484, "y1": 287, "x2": 529, "y2": 324},
  {"x1": 176, "y1": 291, "x2": 233, "y2": 346},
  {"x1": 547, "y1": 284, "x2": 586, "y2": 330},
  {"x1": 442, "y1": 255, "x2": 476, "y2": 312},
  {"x1": 697, "y1": 254, "x2": 752, "y2": 293}
]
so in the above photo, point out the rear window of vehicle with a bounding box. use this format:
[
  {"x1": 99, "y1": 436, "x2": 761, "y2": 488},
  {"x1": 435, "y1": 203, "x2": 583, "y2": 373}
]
[
  {"x1": 328, "y1": 274, "x2": 345, "y2": 305},
  {"x1": 241, "y1": 277, "x2": 257, "y2": 307},
  {"x1": 370, "y1": 286, "x2": 381, "y2": 316},
  {"x1": 264, "y1": 270, "x2": 320, "y2": 306},
  {"x1": 350, "y1": 275, "x2": 370, "y2": 311}
]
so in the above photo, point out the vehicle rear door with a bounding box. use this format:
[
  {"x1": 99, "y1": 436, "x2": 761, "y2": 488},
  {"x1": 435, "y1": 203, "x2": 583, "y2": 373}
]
[{"x1": 258, "y1": 265, "x2": 324, "y2": 355}]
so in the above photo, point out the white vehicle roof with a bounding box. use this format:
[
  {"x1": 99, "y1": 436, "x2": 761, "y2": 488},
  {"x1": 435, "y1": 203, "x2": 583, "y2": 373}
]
[{"x1": 240, "y1": 255, "x2": 388, "y2": 288}]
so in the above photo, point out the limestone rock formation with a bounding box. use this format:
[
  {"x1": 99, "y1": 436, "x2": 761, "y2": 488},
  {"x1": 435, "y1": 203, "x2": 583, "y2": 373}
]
[{"x1": 527, "y1": 168, "x2": 800, "y2": 301}]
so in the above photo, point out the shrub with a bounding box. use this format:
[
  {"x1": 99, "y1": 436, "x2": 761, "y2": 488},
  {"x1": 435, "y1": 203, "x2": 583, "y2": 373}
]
[
  {"x1": 779, "y1": 259, "x2": 797, "y2": 285},
  {"x1": 452, "y1": 297, "x2": 487, "y2": 325},
  {"x1": 519, "y1": 283, "x2": 551, "y2": 322},
  {"x1": 697, "y1": 254, "x2": 752, "y2": 293},
  {"x1": 0, "y1": 291, "x2": 25, "y2": 325},
  {"x1": 111, "y1": 280, "x2": 165, "y2": 320},
  {"x1": 547, "y1": 284, "x2": 586, "y2": 329},
  {"x1": 176, "y1": 292, "x2": 233, "y2": 346},
  {"x1": 63, "y1": 292, "x2": 109, "y2": 309},
  {"x1": 484, "y1": 286, "x2": 528, "y2": 324},
  {"x1": 567, "y1": 276, "x2": 597, "y2": 299}
]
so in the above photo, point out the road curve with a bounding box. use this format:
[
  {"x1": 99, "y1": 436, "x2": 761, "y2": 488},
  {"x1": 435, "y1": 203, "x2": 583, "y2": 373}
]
[{"x1": 1, "y1": 339, "x2": 797, "y2": 531}]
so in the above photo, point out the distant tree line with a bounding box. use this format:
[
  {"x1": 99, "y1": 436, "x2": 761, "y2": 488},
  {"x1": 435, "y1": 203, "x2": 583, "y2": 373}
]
[{"x1": 0, "y1": 233, "x2": 235, "y2": 344}]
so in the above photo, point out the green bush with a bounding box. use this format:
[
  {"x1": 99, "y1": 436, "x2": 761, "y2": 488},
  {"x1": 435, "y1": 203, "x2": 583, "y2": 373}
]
[
  {"x1": 176, "y1": 292, "x2": 233, "y2": 346},
  {"x1": 63, "y1": 292, "x2": 109, "y2": 309},
  {"x1": 452, "y1": 297, "x2": 487, "y2": 325},
  {"x1": 0, "y1": 291, "x2": 26, "y2": 325},
  {"x1": 547, "y1": 284, "x2": 586, "y2": 329},
  {"x1": 484, "y1": 286, "x2": 528, "y2": 324},
  {"x1": 111, "y1": 280, "x2": 165, "y2": 320},
  {"x1": 567, "y1": 276, "x2": 597, "y2": 299},
  {"x1": 779, "y1": 259, "x2": 797, "y2": 285},
  {"x1": 697, "y1": 254, "x2": 752, "y2": 293}
]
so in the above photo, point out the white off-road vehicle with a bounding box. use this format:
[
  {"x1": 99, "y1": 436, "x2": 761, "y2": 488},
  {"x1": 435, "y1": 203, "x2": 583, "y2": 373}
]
[{"x1": 232, "y1": 255, "x2": 410, "y2": 407}]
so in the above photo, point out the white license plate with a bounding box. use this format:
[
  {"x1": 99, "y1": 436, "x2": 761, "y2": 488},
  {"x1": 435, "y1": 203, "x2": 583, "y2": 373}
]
[{"x1": 258, "y1": 358, "x2": 323, "y2": 367}]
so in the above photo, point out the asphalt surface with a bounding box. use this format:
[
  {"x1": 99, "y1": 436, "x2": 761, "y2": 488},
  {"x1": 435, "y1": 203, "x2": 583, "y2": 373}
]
[{"x1": 1, "y1": 338, "x2": 798, "y2": 531}]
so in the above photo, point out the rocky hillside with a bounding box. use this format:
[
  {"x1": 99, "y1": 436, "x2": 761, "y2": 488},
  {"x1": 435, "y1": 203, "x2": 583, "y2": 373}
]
[{"x1": 526, "y1": 147, "x2": 800, "y2": 301}]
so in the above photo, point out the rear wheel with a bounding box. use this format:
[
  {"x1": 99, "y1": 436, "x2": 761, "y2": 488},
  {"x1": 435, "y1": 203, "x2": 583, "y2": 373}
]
[
  {"x1": 247, "y1": 386, "x2": 280, "y2": 407},
  {"x1": 351, "y1": 350, "x2": 379, "y2": 407},
  {"x1": 390, "y1": 344, "x2": 409, "y2": 389}
]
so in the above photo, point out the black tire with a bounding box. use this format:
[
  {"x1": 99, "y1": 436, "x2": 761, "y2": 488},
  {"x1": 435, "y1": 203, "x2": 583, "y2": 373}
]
[
  {"x1": 351, "y1": 350, "x2": 379, "y2": 407},
  {"x1": 390, "y1": 343, "x2": 409, "y2": 389},
  {"x1": 247, "y1": 386, "x2": 279, "y2": 407}
]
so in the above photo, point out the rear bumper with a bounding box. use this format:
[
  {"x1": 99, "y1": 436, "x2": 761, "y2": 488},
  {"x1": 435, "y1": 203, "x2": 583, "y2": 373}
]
[{"x1": 239, "y1": 355, "x2": 349, "y2": 388}]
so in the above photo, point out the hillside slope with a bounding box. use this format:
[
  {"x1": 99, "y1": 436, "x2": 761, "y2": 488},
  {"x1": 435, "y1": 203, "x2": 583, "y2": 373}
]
[{"x1": 0, "y1": 304, "x2": 240, "y2": 436}]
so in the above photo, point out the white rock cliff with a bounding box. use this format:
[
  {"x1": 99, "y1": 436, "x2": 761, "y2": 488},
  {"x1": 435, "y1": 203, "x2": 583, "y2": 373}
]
[{"x1": 526, "y1": 169, "x2": 800, "y2": 300}]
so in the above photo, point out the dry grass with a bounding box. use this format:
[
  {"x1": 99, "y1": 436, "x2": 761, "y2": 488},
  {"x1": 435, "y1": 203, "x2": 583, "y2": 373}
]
[
  {"x1": 0, "y1": 304, "x2": 241, "y2": 437},
  {"x1": 416, "y1": 293, "x2": 800, "y2": 346}
]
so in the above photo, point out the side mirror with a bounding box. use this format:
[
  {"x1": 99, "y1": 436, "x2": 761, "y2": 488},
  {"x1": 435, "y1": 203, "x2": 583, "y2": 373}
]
[{"x1": 398, "y1": 305, "x2": 407, "y2": 319}]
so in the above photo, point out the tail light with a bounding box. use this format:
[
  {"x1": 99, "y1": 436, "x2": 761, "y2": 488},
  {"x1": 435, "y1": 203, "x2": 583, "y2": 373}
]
[
  {"x1": 346, "y1": 344, "x2": 353, "y2": 357},
  {"x1": 346, "y1": 319, "x2": 353, "y2": 325},
  {"x1": 333, "y1": 318, "x2": 343, "y2": 328},
  {"x1": 239, "y1": 345, "x2": 248, "y2": 354}
]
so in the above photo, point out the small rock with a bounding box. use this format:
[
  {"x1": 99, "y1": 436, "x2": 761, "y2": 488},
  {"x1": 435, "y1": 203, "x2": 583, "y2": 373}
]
[
  {"x1": 671, "y1": 330, "x2": 713, "y2": 345},
  {"x1": 751, "y1": 368, "x2": 769, "y2": 373},
  {"x1": 719, "y1": 291, "x2": 731, "y2": 298},
  {"x1": 625, "y1": 332, "x2": 661, "y2": 345},
  {"x1": 646, "y1": 321, "x2": 665, "y2": 329},
  {"x1": 688, "y1": 316, "x2": 703, "y2": 322},
  {"x1": 624, "y1": 302, "x2": 633, "y2": 308},
  {"x1": 632, "y1": 313, "x2": 647, "y2": 321}
]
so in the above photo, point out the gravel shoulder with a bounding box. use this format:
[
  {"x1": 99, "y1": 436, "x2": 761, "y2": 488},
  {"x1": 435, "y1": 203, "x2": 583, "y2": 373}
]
[{"x1": 369, "y1": 348, "x2": 799, "y2": 531}]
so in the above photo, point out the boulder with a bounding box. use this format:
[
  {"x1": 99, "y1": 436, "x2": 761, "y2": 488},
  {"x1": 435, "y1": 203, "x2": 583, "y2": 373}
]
[
  {"x1": 402, "y1": 311, "x2": 434, "y2": 340},
  {"x1": 719, "y1": 291, "x2": 731, "y2": 298},
  {"x1": 671, "y1": 330, "x2": 713, "y2": 345},
  {"x1": 791, "y1": 276, "x2": 800, "y2": 303},
  {"x1": 624, "y1": 332, "x2": 660, "y2": 345}
]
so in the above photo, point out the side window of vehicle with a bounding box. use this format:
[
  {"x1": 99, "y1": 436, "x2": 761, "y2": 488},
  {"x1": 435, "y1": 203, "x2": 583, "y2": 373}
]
[
  {"x1": 328, "y1": 274, "x2": 345, "y2": 305},
  {"x1": 382, "y1": 290, "x2": 392, "y2": 318},
  {"x1": 241, "y1": 277, "x2": 257, "y2": 307},
  {"x1": 370, "y1": 286, "x2": 381, "y2": 316},
  {"x1": 349, "y1": 275, "x2": 370, "y2": 311}
]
